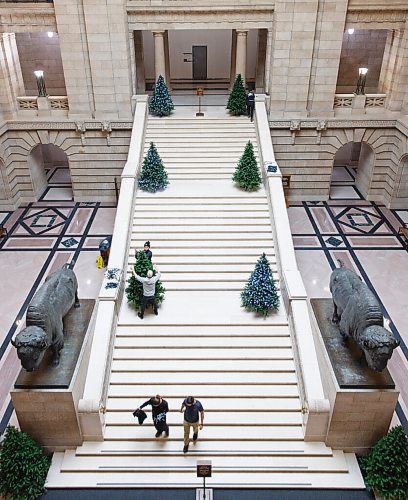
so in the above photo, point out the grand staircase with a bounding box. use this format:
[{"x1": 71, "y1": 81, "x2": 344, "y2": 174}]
[{"x1": 47, "y1": 117, "x2": 363, "y2": 490}]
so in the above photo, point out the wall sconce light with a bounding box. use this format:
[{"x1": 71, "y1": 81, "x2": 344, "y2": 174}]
[
  {"x1": 355, "y1": 67, "x2": 368, "y2": 95},
  {"x1": 34, "y1": 70, "x2": 48, "y2": 97},
  {"x1": 47, "y1": 32, "x2": 54, "y2": 38},
  {"x1": 347, "y1": 28, "x2": 355, "y2": 35}
]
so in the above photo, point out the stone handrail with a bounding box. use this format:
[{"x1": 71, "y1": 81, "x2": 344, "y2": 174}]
[
  {"x1": 17, "y1": 95, "x2": 69, "y2": 116},
  {"x1": 77, "y1": 95, "x2": 148, "y2": 441},
  {"x1": 255, "y1": 95, "x2": 330, "y2": 441}
]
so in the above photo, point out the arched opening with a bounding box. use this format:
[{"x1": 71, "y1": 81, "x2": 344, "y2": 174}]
[
  {"x1": 396, "y1": 156, "x2": 408, "y2": 200},
  {"x1": 28, "y1": 144, "x2": 72, "y2": 201},
  {"x1": 330, "y1": 142, "x2": 375, "y2": 199}
]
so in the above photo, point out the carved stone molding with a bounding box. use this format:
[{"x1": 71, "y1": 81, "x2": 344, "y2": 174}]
[
  {"x1": 0, "y1": 5, "x2": 56, "y2": 33},
  {"x1": 269, "y1": 119, "x2": 397, "y2": 130},
  {"x1": 346, "y1": 10, "x2": 406, "y2": 29},
  {"x1": 102, "y1": 122, "x2": 112, "y2": 147},
  {"x1": 75, "y1": 122, "x2": 86, "y2": 146},
  {"x1": 316, "y1": 120, "x2": 328, "y2": 145}
]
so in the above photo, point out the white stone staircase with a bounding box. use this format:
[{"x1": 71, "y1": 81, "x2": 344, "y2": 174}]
[{"x1": 47, "y1": 117, "x2": 363, "y2": 490}]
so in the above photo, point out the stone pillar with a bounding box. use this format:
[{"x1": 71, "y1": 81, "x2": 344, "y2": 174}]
[
  {"x1": 134, "y1": 30, "x2": 146, "y2": 94},
  {"x1": 164, "y1": 30, "x2": 172, "y2": 90},
  {"x1": 264, "y1": 28, "x2": 273, "y2": 95},
  {"x1": 153, "y1": 31, "x2": 166, "y2": 83},
  {"x1": 82, "y1": 0, "x2": 133, "y2": 119},
  {"x1": 380, "y1": 21, "x2": 408, "y2": 112},
  {"x1": 378, "y1": 30, "x2": 394, "y2": 93},
  {"x1": 0, "y1": 34, "x2": 18, "y2": 120},
  {"x1": 235, "y1": 30, "x2": 248, "y2": 83},
  {"x1": 255, "y1": 29, "x2": 267, "y2": 93},
  {"x1": 229, "y1": 29, "x2": 237, "y2": 88},
  {"x1": 3, "y1": 34, "x2": 24, "y2": 96}
]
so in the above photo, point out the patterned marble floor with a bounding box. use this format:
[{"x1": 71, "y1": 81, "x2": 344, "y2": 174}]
[
  {"x1": 0, "y1": 169, "x2": 116, "y2": 432},
  {"x1": 288, "y1": 199, "x2": 408, "y2": 429},
  {"x1": 0, "y1": 189, "x2": 406, "y2": 436}
]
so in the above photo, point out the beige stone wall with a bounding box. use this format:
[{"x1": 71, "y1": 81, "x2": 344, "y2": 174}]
[
  {"x1": 270, "y1": 120, "x2": 407, "y2": 207},
  {"x1": 16, "y1": 32, "x2": 66, "y2": 96},
  {"x1": 0, "y1": 124, "x2": 132, "y2": 207},
  {"x1": 336, "y1": 29, "x2": 388, "y2": 94}
]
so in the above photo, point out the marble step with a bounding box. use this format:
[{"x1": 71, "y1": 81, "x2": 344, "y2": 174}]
[
  {"x1": 142, "y1": 149, "x2": 258, "y2": 155},
  {"x1": 128, "y1": 248, "x2": 275, "y2": 258},
  {"x1": 129, "y1": 233, "x2": 273, "y2": 242},
  {"x1": 104, "y1": 425, "x2": 304, "y2": 441},
  {"x1": 113, "y1": 336, "x2": 290, "y2": 348},
  {"x1": 132, "y1": 216, "x2": 271, "y2": 224},
  {"x1": 114, "y1": 324, "x2": 290, "y2": 336},
  {"x1": 127, "y1": 255, "x2": 275, "y2": 264},
  {"x1": 109, "y1": 372, "x2": 297, "y2": 386},
  {"x1": 134, "y1": 202, "x2": 267, "y2": 209},
  {"x1": 113, "y1": 348, "x2": 292, "y2": 362},
  {"x1": 110, "y1": 360, "x2": 295, "y2": 374},
  {"x1": 124, "y1": 271, "x2": 278, "y2": 283},
  {"x1": 129, "y1": 239, "x2": 274, "y2": 248},
  {"x1": 104, "y1": 412, "x2": 302, "y2": 426},
  {"x1": 60, "y1": 450, "x2": 349, "y2": 473},
  {"x1": 106, "y1": 396, "x2": 300, "y2": 410},
  {"x1": 74, "y1": 439, "x2": 333, "y2": 457},
  {"x1": 131, "y1": 223, "x2": 273, "y2": 232}
]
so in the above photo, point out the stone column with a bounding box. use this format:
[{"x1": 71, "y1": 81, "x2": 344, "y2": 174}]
[
  {"x1": 3, "y1": 34, "x2": 24, "y2": 96},
  {"x1": 134, "y1": 30, "x2": 145, "y2": 94},
  {"x1": 235, "y1": 30, "x2": 248, "y2": 83},
  {"x1": 381, "y1": 21, "x2": 408, "y2": 112},
  {"x1": 0, "y1": 34, "x2": 18, "y2": 120},
  {"x1": 264, "y1": 28, "x2": 273, "y2": 95},
  {"x1": 164, "y1": 30, "x2": 172, "y2": 90},
  {"x1": 153, "y1": 31, "x2": 166, "y2": 83},
  {"x1": 378, "y1": 30, "x2": 394, "y2": 93},
  {"x1": 229, "y1": 30, "x2": 237, "y2": 88},
  {"x1": 255, "y1": 29, "x2": 267, "y2": 92}
]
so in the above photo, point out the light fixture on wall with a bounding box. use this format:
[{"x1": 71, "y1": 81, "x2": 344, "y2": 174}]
[
  {"x1": 347, "y1": 28, "x2": 355, "y2": 35},
  {"x1": 355, "y1": 67, "x2": 368, "y2": 95},
  {"x1": 34, "y1": 70, "x2": 48, "y2": 97},
  {"x1": 47, "y1": 32, "x2": 54, "y2": 38}
]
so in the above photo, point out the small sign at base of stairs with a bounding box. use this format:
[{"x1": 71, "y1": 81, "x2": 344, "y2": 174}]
[{"x1": 196, "y1": 488, "x2": 213, "y2": 500}]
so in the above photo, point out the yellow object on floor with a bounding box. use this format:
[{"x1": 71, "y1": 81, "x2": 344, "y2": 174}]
[{"x1": 96, "y1": 255, "x2": 104, "y2": 269}]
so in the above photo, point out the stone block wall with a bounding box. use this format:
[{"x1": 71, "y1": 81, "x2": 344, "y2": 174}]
[
  {"x1": 270, "y1": 120, "x2": 407, "y2": 206},
  {"x1": 336, "y1": 29, "x2": 388, "y2": 94},
  {"x1": 0, "y1": 123, "x2": 132, "y2": 207},
  {"x1": 15, "y1": 32, "x2": 66, "y2": 96}
]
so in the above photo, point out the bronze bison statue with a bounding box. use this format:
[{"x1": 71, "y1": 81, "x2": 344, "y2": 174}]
[
  {"x1": 329, "y1": 261, "x2": 399, "y2": 372},
  {"x1": 11, "y1": 264, "x2": 79, "y2": 371}
]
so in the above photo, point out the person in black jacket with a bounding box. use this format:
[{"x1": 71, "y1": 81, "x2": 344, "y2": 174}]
[
  {"x1": 137, "y1": 395, "x2": 169, "y2": 438},
  {"x1": 246, "y1": 89, "x2": 255, "y2": 122},
  {"x1": 144, "y1": 241, "x2": 153, "y2": 261}
]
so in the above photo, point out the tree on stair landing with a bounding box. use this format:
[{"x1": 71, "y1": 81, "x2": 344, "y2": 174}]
[
  {"x1": 233, "y1": 141, "x2": 261, "y2": 191},
  {"x1": 125, "y1": 250, "x2": 165, "y2": 309},
  {"x1": 139, "y1": 142, "x2": 169, "y2": 193},
  {"x1": 149, "y1": 75, "x2": 174, "y2": 117},
  {"x1": 227, "y1": 74, "x2": 247, "y2": 116},
  {"x1": 241, "y1": 253, "x2": 279, "y2": 317}
]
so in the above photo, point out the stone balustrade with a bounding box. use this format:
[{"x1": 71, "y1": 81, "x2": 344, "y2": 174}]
[
  {"x1": 77, "y1": 95, "x2": 148, "y2": 441},
  {"x1": 334, "y1": 93, "x2": 387, "y2": 114},
  {"x1": 255, "y1": 95, "x2": 330, "y2": 442},
  {"x1": 17, "y1": 95, "x2": 69, "y2": 117}
]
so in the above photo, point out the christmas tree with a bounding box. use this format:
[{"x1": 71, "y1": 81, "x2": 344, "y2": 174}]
[
  {"x1": 139, "y1": 142, "x2": 169, "y2": 193},
  {"x1": 149, "y1": 75, "x2": 174, "y2": 117},
  {"x1": 241, "y1": 253, "x2": 279, "y2": 317},
  {"x1": 360, "y1": 426, "x2": 408, "y2": 499},
  {"x1": 233, "y1": 141, "x2": 261, "y2": 191},
  {"x1": 125, "y1": 250, "x2": 165, "y2": 309},
  {"x1": 227, "y1": 74, "x2": 246, "y2": 116}
]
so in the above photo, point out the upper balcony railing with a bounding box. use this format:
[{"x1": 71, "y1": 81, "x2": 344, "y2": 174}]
[{"x1": 333, "y1": 93, "x2": 387, "y2": 114}]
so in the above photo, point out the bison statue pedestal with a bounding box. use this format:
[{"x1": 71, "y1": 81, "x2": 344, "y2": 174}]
[
  {"x1": 310, "y1": 298, "x2": 399, "y2": 454},
  {"x1": 11, "y1": 299, "x2": 95, "y2": 452}
]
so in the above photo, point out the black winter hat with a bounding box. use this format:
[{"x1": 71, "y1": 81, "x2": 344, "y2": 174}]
[{"x1": 144, "y1": 241, "x2": 151, "y2": 247}]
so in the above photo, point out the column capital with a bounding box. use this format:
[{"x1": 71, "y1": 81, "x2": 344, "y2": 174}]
[
  {"x1": 236, "y1": 30, "x2": 248, "y2": 36},
  {"x1": 152, "y1": 31, "x2": 166, "y2": 37}
]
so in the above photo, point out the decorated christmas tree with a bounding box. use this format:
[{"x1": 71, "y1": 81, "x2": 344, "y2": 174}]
[
  {"x1": 227, "y1": 74, "x2": 246, "y2": 116},
  {"x1": 125, "y1": 250, "x2": 165, "y2": 309},
  {"x1": 233, "y1": 141, "x2": 261, "y2": 191},
  {"x1": 241, "y1": 253, "x2": 279, "y2": 317},
  {"x1": 139, "y1": 142, "x2": 169, "y2": 193},
  {"x1": 149, "y1": 75, "x2": 174, "y2": 117}
]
